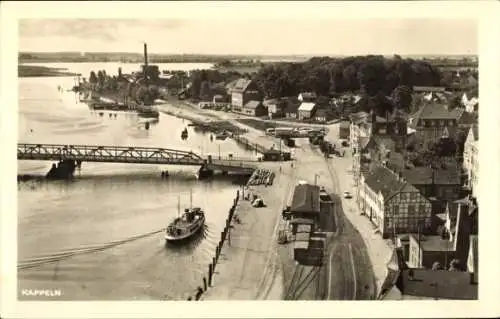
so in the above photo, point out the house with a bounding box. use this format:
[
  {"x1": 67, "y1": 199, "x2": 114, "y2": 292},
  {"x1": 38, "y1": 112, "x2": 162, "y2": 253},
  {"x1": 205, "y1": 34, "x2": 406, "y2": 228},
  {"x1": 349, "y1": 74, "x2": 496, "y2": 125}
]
[
  {"x1": 297, "y1": 102, "x2": 317, "y2": 120},
  {"x1": 264, "y1": 98, "x2": 284, "y2": 119},
  {"x1": 382, "y1": 268, "x2": 478, "y2": 300},
  {"x1": 339, "y1": 121, "x2": 350, "y2": 139},
  {"x1": 313, "y1": 108, "x2": 329, "y2": 123},
  {"x1": 463, "y1": 125, "x2": 478, "y2": 197},
  {"x1": 284, "y1": 100, "x2": 300, "y2": 119},
  {"x1": 408, "y1": 196, "x2": 478, "y2": 270},
  {"x1": 400, "y1": 164, "x2": 461, "y2": 202},
  {"x1": 240, "y1": 100, "x2": 267, "y2": 117},
  {"x1": 407, "y1": 103, "x2": 464, "y2": 149},
  {"x1": 461, "y1": 92, "x2": 479, "y2": 113},
  {"x1": 230, "y1": 78, "x2": 262, "y2": 113},
  {"x1": 359, "y1": 164, "x2": 433, "y2": 238},
  {"x1": 298, "y1": 92, "x2": 317, "y2": 102},
  {"x1": 289, "y1": 183, "x2": 321, "y2": 223}
]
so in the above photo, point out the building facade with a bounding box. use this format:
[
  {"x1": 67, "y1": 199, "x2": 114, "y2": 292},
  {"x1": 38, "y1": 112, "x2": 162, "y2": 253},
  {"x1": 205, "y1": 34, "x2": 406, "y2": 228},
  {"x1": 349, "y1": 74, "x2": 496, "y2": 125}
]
[
  {"x1": 230, "y1": 78, "x2": 262, "y2": 112},
  {"x1": 463, "y1": 125, "x2": 478, "y2": 197},
  {"x1": 297, "y1": 102, "x2": 317, "y2": 120},
  {"x1": 359, "y1": 165, "x2": 433, "y2": 238},
  {"x1": 407, "y1": 103, "x2": 464, "y2": 149}
]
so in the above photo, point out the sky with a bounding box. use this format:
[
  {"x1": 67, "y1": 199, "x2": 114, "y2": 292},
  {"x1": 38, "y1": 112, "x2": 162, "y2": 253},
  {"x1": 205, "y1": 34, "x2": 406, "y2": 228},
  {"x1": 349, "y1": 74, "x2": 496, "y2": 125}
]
[{"x1": 18, "y1": 19, "x2": 478, "y2": 56}]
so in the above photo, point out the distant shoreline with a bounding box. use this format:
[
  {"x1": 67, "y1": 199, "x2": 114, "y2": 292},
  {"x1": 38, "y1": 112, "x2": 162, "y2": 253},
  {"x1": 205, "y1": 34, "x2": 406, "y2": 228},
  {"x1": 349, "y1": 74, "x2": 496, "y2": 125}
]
[{"x1": 18, "y1": 64, "x2": 81, "y2": 78}]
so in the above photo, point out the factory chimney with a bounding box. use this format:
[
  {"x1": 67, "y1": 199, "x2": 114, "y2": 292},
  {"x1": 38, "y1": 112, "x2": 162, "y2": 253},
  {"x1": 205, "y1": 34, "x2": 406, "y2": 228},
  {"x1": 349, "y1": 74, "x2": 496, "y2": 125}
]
[{"x1": 144, "y1": 42, "x2": 148, "y2": 67}]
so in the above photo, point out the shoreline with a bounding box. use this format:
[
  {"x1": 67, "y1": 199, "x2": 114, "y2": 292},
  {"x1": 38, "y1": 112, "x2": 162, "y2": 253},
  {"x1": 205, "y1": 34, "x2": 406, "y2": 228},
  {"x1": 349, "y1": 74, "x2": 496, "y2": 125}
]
[{"x1": 18, "y1": 64, "x2": 81, "y2": 78}]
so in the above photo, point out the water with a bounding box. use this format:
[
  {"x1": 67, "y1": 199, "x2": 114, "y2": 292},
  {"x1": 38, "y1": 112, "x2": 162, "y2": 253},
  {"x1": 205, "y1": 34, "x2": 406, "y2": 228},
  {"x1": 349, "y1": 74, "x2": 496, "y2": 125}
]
[{"x1": 17, "y1": 63, "x2": 255, "y2": 300}]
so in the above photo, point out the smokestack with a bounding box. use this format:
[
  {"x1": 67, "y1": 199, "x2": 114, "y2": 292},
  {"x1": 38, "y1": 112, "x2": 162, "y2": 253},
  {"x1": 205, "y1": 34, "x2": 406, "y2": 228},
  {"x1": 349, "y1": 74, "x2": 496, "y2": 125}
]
[{"x1": 144, "y1": 43, "x2": 148, "y2": 67}]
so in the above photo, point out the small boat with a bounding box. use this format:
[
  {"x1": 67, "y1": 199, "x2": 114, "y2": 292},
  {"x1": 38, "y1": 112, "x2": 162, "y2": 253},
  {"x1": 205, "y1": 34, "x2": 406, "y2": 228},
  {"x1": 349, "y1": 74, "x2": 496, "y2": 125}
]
[
  {"x1": 165, "y1": 193, "x2": 205, "y2": 243},
  {"x1": 215, "y1": 132, "x2": 227, "y2": 140}
]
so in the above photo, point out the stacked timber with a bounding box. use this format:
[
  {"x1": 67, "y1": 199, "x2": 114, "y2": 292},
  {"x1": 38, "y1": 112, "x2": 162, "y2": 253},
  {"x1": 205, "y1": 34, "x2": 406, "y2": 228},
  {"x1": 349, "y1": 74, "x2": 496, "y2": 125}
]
[{"x1": 246, "y1": 168, "x2": 275, "y2": 186}]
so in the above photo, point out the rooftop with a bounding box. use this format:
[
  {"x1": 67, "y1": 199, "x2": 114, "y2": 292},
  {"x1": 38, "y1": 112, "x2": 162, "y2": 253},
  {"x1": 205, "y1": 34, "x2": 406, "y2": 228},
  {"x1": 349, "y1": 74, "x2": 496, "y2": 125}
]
[
  {"x1": 401, "y1": 164, "x2": 461, "y2": 186},
  {"x1": 314, "y1": 108, "x2": 329, "y2": 118},
  {"x1": 290, "y1": 184, "x2": 321, "y2": 214},
  {"x1": 398, "y1": 268, "x2": 477, "y2": 300},
  {"x1": 363, "y1": 165, "x2": 418, "y2": 200},
  {"x1": 411, "y1": 234, "x2": 455, "y2": 252},
  {"x1": 231, "y1": 78, "x2": 253, "y2": 93},
  {"x1": 243, "y1": 100, "x2": 262, "y2": 109},
  {"x1": 410, "y1": 103, "x2": 464, "y2": 123},
  {"x1": 298, "y1": 102, "x2": 316, "y2": 112}
]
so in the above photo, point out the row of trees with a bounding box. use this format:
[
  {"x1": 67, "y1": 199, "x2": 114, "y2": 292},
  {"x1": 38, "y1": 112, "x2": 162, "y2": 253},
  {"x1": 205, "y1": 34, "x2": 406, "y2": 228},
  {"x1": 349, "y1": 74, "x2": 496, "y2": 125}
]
[
  {"x1": 87, "y1": 70, "x2": 160, "y2": 105},
  {"x1": 253, "y1": 55, "x2": 443, "y2": 99}
]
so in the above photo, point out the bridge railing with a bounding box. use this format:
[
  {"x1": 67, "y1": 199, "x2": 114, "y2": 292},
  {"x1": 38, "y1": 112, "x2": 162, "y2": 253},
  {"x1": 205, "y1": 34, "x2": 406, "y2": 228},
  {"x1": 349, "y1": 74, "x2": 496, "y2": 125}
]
[{"x1": 17, "y1": 143, "x2": 204, "y2": 163}]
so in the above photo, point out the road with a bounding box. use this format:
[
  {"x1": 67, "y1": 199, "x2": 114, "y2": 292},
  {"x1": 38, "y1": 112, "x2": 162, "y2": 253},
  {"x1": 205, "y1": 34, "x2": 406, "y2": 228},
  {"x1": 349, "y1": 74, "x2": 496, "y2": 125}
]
[
  {"x1": 160, "y1": 102, "x2": 378, "y2": 300},
  {"x1": 290, "y1": 133, "x2": 377, "y2": 300}
]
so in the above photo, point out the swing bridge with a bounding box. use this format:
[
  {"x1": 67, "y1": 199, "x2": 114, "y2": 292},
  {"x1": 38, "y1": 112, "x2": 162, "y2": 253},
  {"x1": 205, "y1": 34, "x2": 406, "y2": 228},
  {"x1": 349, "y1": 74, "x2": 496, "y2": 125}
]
[{"x1": 17, "y1": 143, "x2": 259, "y2": 174}]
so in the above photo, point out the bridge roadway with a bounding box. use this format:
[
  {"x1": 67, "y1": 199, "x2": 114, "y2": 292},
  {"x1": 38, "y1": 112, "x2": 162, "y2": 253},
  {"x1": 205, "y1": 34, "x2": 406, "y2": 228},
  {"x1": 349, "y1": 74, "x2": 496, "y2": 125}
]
[{"x1": 17, "y1": 143, "x2": 258, "y2": 173}]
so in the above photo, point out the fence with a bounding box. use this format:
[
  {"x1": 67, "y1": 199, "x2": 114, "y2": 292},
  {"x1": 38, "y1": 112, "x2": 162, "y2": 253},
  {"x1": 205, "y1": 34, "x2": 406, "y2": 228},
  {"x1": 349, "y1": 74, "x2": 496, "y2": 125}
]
[{"x1": 185, "y1": 189, "x2": 240, "y2": 300}]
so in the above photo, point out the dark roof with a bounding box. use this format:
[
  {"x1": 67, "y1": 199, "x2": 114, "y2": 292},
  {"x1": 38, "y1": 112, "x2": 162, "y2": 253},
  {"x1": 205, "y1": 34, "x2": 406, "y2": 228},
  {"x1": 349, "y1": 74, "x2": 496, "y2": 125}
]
[
  {"x1": 398, "y1": 269, "x2": 477, "y2": 300},
  {"x1": 401, "y1": 165, "x2": 461, "y2": 186},
  {"x1": 232, "y1": 78, "x2": 253, "y2": 93},
  {"x1": 290, "y1": 217, "x2": 315, "y2": 225},
  {"x1": 411, "y1": 103, "x2": 464, "y2": 122},
  {"x1": 413, "y1": 86, "x2": 447, "y2": 92},
  {"x1": 363, "y1": 165, "x2": 418, "y2": 200},
  {"x1": 290, "y1": 184, "x2": 321, "y2": 214},
  {"x1": 412, "y1": 234, "x2": 455, "y2": 252},
  {"x1": 314, "y1": 108, "x2": 329, "y2": 118},
  {"x1": 349, "y1": 111, "x2": 370, "y2": 124},
  {"x1": 243, "y1": 100, "x2": 262, "y2": 109},
  {"x1": 461, "y1": 111, "x2": 478, "y2": 125},
  {"x1": 284, "y1": 100, "x2": 300, "y2": 113}
]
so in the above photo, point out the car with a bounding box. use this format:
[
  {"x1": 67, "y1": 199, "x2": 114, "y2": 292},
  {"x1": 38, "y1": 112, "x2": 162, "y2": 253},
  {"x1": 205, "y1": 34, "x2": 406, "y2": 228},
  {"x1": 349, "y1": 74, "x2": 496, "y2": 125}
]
[{"x1": 343, "y1": 191, "x2": 352, "y2": 199}]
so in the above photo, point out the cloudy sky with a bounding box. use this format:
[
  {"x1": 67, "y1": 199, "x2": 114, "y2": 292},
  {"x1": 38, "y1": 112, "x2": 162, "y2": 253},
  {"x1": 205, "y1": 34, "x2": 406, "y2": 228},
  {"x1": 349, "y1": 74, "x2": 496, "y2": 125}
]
[{"x1": 19, "y1": 19, "x2": 477, "y2": 56}]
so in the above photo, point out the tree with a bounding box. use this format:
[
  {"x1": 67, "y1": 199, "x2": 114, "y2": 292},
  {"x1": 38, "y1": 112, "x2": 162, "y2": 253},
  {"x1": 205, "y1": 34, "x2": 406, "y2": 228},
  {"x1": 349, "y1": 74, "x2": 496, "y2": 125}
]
[
  {"x1": 391, "y1": 85, "x2": 413, "y2": 110},
  {"x1": 89, "y1": 71, "x2": 97, "y2": 84}
]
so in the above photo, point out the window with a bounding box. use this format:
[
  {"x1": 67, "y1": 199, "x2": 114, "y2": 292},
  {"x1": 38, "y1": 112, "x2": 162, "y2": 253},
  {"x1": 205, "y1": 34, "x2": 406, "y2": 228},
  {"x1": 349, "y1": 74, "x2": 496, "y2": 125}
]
[
  {"x1": 419, "y1": 205, "x2": 426, "y2": 214},
  {"x1": 393, "y1": 205, "x2": 400, "y2": 215},
  {"x1": 408, "y1": 205, "x2": 415, "y2": 215}
]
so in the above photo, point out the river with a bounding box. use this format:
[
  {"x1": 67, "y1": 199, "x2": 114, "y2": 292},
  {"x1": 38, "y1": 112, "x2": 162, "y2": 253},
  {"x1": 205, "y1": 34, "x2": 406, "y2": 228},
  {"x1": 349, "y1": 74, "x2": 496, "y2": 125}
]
[{"x1": 17, "y1": 62, "x2": 256, "y2": 300}]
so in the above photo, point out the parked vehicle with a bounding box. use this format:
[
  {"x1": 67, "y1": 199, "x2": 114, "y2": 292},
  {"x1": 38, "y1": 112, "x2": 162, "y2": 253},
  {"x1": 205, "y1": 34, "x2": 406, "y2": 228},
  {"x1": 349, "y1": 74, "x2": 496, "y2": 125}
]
[{"x1": 343, "y1": 191, "x2": 352, "y2": 199}]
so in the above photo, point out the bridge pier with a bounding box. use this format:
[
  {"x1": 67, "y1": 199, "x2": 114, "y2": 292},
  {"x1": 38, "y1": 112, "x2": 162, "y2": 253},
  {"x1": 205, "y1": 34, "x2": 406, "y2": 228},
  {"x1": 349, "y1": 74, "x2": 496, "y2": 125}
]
[
  {"x1": 197, "y1": 165, "x2": 214, "y2": 180},
  {"x1": 46, "y1": 160, "x2": 77, "y2": 180}
]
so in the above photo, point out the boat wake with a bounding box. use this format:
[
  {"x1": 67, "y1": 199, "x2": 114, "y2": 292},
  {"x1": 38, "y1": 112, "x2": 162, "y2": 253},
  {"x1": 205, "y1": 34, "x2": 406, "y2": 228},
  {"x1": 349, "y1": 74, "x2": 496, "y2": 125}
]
[{"x1": 18, "y1": 228, "x2": 165, "y2": 270}]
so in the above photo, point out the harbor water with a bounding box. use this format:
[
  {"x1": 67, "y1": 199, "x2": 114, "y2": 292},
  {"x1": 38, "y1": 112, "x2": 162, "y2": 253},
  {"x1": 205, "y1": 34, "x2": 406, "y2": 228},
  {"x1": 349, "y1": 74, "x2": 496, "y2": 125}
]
[{"x1": 17, "y1": 63, "x2": 256, "y2": 300}]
